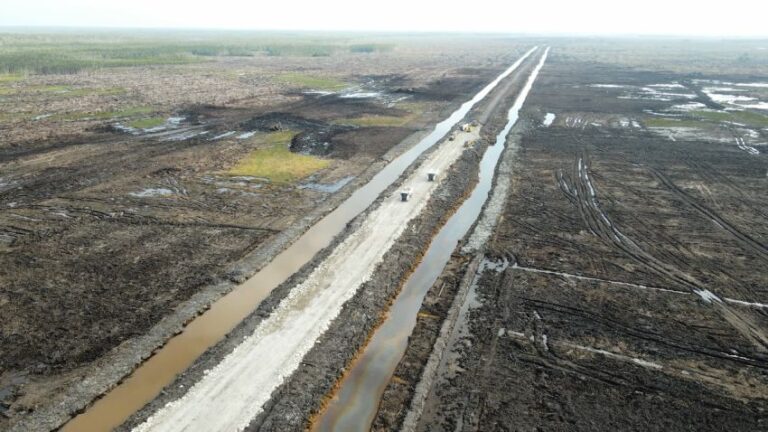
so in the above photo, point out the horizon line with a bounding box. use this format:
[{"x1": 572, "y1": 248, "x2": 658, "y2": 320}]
[{"x1": 1, "y1": 25, "x2": 767, "y2": 40}]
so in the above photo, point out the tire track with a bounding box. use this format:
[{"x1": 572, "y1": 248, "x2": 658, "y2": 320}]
[
  {"x1": 650, "y1": 167, "x2": 768, "y2": 263},
  {"x1": 559, "y1": 155, "x2": 768, "y2": 353}
]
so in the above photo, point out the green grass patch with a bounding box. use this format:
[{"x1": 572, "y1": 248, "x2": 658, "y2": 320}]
[
  {"x1": 28, "y1": 85, "x2": 71, "y2": 93},
  {"x1": 66, "y1": 87, "x2": 126, "y2": 97},
  {"x1": 692, "y1": 110, "x2": 768, "y2": 127},
  {"x1": 264, "y1": 44, "x2": 335, "y2": 57},
  {"x1": 129, "y1": 117, "x2": 165, "y2": 129},
  {"x1": 644, "y1": 118, "x2": 705, "y2": 128},
  {"x1": 277, "y1": 73, "x2": 347, "y2": 91},
  {"x1": 227, "y1": 131, "x2": 330, "y2": 183},
  {"x1": 646, "y1": 110, "x2": 768, "y2": 129},
  {"x1": 0, "y1": 111, "x2": 27, "y2": 123},
  {"x1": 332, "y1": 114, "x2": 414, "y2": 127},
  {"x1": 57, "y1": 106, "x2": 155, "y2": 122},
  {"x1": 100, "y1": 106, "x2": 154, "y2": 118},
  {"x1": 0, "y1": 84, "x2": 67, "y2": 96},
  {"x1": 0, "y1": 32, "x2": 406, "y2": 75},
  {"x1": 396, "y1": 100, "x2": 430, "y2": 113},
  {"x1": 0, "y1": 73, "x2": 24, "y2": 83},
  {"x1": 0, "y1": 84, "x2": 125, "y2": 97},
  {"x1": 0, "y1": 50, "x2": 202, "y2": 75}
]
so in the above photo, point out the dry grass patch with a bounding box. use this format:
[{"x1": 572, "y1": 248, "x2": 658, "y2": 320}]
[
  {"x1": 332, "y1": 113, "x2": 416, "y2": 127},
  {"x1": 227, "y1": 131, "x2": 330, "y2": 182}
]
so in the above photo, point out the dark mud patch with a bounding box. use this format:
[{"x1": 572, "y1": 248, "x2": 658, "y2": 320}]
[
  {"x1": 240, "y1": 112, "x2": 327, "y2": 133},
  {"x1": 416, "y1": 264, "x2": 767, "y2": 432},
  {"x1": 294, "y1": 126, "x2": 416, "y2": 159},
  {"x1": 292, "y1": 95, "x2": 404, "y2": 121},
  {"x1": 289, "y1": 124, "x2": 354, "y2": 157},
  {"x1": 0, "y1": 132, "x2": 108, "y2": 164},
  {"x1": 242, "y1": 112, "x2": 414, "y2": 160},
  {"x1": 382, "y1": 54, "x2": 768, "y2": 432},
  {"x1": 0, "y1": 221, "x2": 275, "y2": 373},
  {"x1": 405, "y1": 66, "x2": 508, "y2": 102}
]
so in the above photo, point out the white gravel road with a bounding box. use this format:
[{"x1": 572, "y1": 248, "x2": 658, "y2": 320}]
[{"x1": 133, "y1": 127, "x2": 482, "y2": 432}]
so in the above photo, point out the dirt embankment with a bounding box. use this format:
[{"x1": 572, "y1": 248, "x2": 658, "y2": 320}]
[
  {"x1": 253, "y1": 57, "x2": 538, "y2": 431},
  {"x1": 117, "y1": 126, "x2": 489, "y2": 432},
  {"x1": 116, "y1": 52, "x2": 537, "y2": 432},
  {"x1": 370, "y1": 117, "x2": 535, "y2": 432},
  {"x1": 2, "y1": 65, "x2": 519, "y2": 430}
]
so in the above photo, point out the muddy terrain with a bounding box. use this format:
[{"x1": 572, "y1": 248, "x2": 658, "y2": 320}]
[
  {"x1": 373, "y1": 46, "x2": 768, "y2": 431},
  {"x1": 0, "y1": 33, "x2": 526, "y2": 429},
  {"x1": 4, "y1": 34, "x2": 768, "y2": 432}
]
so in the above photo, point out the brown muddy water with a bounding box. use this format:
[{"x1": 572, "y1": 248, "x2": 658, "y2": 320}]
[
  {"x1": 60, "y1": 47, "x2": 537, "y2": 432},
  {"x1": 313, "y1": 47, "x2": 549, "y2": 432}
]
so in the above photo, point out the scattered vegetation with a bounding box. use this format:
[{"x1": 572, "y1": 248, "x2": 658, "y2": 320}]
[
  {"x1": 0, "y1": 111, "x2": 28, "y2": 123},
  {"x1": 0, "y1": 32, "x2": 399, "y2": 75},
  {"x1": 644, "y1": 118, "x2": 704, "y2": 128},
  {"x1": 277, "y1": 72, "x2": 347, "y2": 91},
  {"x1": 0, "y1": 84, "x2": 125, "y2": 98},
  {"x1": 349, "y1": 43, "x2": 392, "y2": 54},
  {"x1": 559, "y1": 39, "x2": 768, "y2": 75},
  {"x1": 0, "y1": 50, "x2": 201, "y2": 75},
  {"x1": 332, "y1": 113, "x2": 415, "y2": 127},
  {"x1": 27, "y1": 84, "x2": 71, "y2": 93},
  {"x1": 396, "y1": 100, "x2": 430, "y2": 113},
  {"x1": 228, "y1": 131, "x2": 330, "y2": 182},
  {"x1": 57, "y1": 106, "x2": 155, "y2": 122},
  {"x1": 265, "y1": 44, "x2": 335, "y2": 57},
  {"x1": 692, "y1": 109, "x2": 768, "y2": 127},
  {"x1": 646, "y1": 110, "x2": 768, "y2": 129},
  {"x1": 129, "y1": 117, "x2": 165, "y2": 129},
  {"x1": 0, "y1": 73, "x2": 24, "y2": 83}
]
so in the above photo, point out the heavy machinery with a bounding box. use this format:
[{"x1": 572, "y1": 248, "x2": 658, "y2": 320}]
[{"x1": 400, "y1": 188, "x2": 412, "y2": 202}]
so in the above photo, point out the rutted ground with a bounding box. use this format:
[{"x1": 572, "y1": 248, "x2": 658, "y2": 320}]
[
  {"x1": 373, "y1": 47, "x2": 768, "y2": 431},
  {"x1": 0, "y1": 34, "x2": 527, "y2": 430},
  {"x1": 133, "y1": 127, "x2": 482, "y2": 432},
  {"x1": 113, "y1": 48, "x2": 538, "y2": 432}
]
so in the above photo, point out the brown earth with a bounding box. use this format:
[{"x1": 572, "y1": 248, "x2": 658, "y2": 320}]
[
  {"x1": 373, "y1": 46, "x2": 768, "y2": 431},
  {"x1": 0, "y1": 37, "x2": 525, "y2": 428}
]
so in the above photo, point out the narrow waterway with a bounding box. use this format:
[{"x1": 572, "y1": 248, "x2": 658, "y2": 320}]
[
  {"x1": 59, "y1": 47, "x2": 537, "y2": 432},
  {"x1": 313, "y1": 47, "x2": 549, "y2": 432}
]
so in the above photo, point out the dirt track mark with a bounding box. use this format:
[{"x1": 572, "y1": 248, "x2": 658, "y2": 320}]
[
  {"x1": 650, "y1": 168, "x2": 768, "y2": 263},
  {"x1": 559, "y1": 155, "x2": 768, "y2": 353},
  {"x1": 516, "y1": 295, "x2": 767, "y2": 368}
]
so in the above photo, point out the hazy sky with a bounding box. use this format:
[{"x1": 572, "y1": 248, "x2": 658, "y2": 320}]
[{"x1": 2, "y1": 0, "x2": 767, "y2": 37}]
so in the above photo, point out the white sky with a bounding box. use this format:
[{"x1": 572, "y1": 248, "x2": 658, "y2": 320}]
[{"x1": 2, "y1": 0, "x2": 767, "y2": 37}]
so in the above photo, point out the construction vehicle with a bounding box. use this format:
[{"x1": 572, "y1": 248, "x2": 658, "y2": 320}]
[{"x1": 400, "y1": 188, "x2": 412, "y2": 202}]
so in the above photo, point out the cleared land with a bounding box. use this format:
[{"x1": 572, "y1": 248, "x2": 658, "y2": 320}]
[
  {"x1": 373, "y1": 42, "x2": 768, "y2": 431},
  {"x1": 3, "y1": 34, "x2": 768, "y2": 432},
  {"x1": 0, "y1": 31, "x2": 526, "y2": 429}
]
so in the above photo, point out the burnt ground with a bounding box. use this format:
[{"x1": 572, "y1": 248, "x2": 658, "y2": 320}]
[
  {"x1": 374, "y1": 50, "x2": 768, "y2": 431},
  {"x1": 0, "y1": 42, "x2": 526, "y2": 428}
]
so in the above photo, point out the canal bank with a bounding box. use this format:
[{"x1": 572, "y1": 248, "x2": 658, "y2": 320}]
[
  {"x1": 314, "y1": 47, "x2": 549, "y2": 432},
  {"x1": 68, "y1": 48, "x2": 540, "y2": 432}
]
